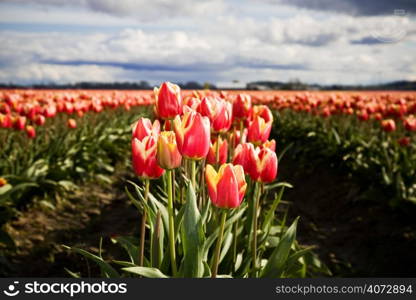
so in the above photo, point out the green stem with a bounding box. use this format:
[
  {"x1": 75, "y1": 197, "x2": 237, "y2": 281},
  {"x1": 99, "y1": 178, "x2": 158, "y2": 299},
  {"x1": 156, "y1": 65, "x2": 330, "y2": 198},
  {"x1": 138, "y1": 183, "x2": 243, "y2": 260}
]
[
  {"x1": 211, "y1": 210, "x2": 227, "y2": 278},
  {"x1": 251, "y1": 181, "x2": 260, "y2": 277},
  {"x1": 191, "y1": 159, "x2": 196, "y2": 188},
  {"x1": 139, "y1": 179, "x2": 150, "y2": 267},
  {"x1": 215, "y1": 135, "x2": 220, "y2": 169},
  {"x1": 167, "y1": 170, "x2": 177, "y2": 276}
]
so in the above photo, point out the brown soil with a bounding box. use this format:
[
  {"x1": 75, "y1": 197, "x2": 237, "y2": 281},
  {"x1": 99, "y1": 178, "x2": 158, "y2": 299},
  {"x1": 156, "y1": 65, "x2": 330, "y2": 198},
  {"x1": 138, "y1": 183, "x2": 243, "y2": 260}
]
[
  {"x1": 2, "y1": 175, "x2": 139, "y2": 277},
  {"x1": 279, "y1": 156, "x2": 416, "y2": 277}
]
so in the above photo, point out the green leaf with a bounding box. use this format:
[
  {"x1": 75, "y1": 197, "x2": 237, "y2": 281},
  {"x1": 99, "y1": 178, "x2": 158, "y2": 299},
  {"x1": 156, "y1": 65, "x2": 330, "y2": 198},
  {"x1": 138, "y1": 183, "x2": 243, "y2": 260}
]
[
  {"x1": 122, "y1": 266, "x2": 169, "y2": 278},
  {"x1": 262, "y1": 186, "x2": 285, "y2": 234},
  {"x1": 110, "y1": 236, "x2": 139, "y2": 264},
  {"x1": 63, "y1": 245, "x2": 119, "y2": 278},
  {"x1": 182, "y1": 183, "x2": 204, "y2": 278},
  {"x1": 260, "y1": 217, "x2": 299, "y2": 278}
]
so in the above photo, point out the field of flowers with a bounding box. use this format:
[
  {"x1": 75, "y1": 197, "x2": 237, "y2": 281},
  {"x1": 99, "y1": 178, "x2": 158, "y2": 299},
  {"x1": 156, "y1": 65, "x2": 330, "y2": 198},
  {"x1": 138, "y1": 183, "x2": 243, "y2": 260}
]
[{"x1": 0, "y1": 86, "x2": 415, "y2": 277}]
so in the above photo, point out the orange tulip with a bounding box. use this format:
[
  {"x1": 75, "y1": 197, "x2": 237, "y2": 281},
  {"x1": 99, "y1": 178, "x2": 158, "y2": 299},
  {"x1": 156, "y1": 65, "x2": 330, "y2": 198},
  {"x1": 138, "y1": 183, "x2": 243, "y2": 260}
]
[
  {"x1": 157, "y1": 131, "x2": 182, "y2": 170},
  {"x1": 205, "y1": 164, "x2": 247, "y2": 209},
  {"x1": 174, "y1": 110, "x2": 210, "y2": 160},
  {"x1": 154, "y1": 82, "x2": 182, "y2": 120}
]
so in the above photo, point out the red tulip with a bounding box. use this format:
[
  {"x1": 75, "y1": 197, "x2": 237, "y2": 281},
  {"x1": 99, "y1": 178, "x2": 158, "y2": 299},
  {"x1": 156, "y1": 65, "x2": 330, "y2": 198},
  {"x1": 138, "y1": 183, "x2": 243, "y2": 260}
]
[
  {"x1": 247, "y1": 115, "x2": 272, "y2": 145},
  {"x1": 398, "y1": 137, "x2": 411, "y2": 147},
  {"x1": 207, "y1": 137, "x2": 228, "y2": 165},
  {"x1": 205, "y1": 163, "x2": 247, "y2": 209},
  {"x1": 132, "y1": 135, "x2": 165, "y2": 179},
  {"x1": 35, "y1": 115, "x2": 46, "y2": 126},
  {"x1": 249, "y1": 147, "x2": 278, "y2": 183},
  {"x1": 381, "y1": 119, "x2": 396, "y2": 132},
  {"x1": 232, "y1": 142, "x2": 256, "y2": 175},
  {"x1": 251, "y1": 105, "x2": 273, "y2": 124},
  {"x1": 132, "y1": 118, "x2": 160, "y2": 141},
  {"x1": 13, "y1": 116, "x2": 26, "y2": 131},
  {"x1": 174, "y1": 110, "x2": 210, "y2": 160},
  {"x1": 233, "y1": 94, "x2": 252, "y2": 120},
  {"x1": 154, "y1": 82, "x2": 182, "y2": 120},
  {"x1": 67, "y1": 118, "x2": 77, "y2": 129},
  {"x1": 25, "y1": 125, "x2": 36, "y2": 139},
  {"x1": 198, "y1": 97, "x2": 232, "y2": 133},
  {"x1": 157, "y1": 131, "x2": 182, "y2": 170},
  {"x1": 0, "y1": 113, "x2": 12, "y2": 128},
  {"x1": 404, "y1": 116, "x2": 416, "y2": 132}
]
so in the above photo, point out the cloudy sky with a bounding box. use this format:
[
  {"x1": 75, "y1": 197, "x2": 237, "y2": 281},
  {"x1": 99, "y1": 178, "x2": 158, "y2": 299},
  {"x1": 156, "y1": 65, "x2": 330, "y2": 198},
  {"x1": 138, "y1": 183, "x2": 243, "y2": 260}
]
[{"x1": 0, "y1": 0, "x2": 415, "y2": 87}]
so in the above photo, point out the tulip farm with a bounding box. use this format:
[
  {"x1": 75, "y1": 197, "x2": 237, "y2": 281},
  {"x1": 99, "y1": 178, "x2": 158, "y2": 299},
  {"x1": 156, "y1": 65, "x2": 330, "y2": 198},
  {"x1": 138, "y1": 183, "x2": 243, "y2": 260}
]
[{"x1": 0, "y1": 85, "x2": 415, "y2": 278}]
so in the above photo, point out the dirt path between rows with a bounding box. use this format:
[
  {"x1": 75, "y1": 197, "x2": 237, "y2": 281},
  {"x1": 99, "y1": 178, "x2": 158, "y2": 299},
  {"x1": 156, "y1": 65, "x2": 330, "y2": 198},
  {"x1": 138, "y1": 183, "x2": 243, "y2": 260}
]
[{"x1": 279, "y1": 156, "x2": 416, "y2": 277}]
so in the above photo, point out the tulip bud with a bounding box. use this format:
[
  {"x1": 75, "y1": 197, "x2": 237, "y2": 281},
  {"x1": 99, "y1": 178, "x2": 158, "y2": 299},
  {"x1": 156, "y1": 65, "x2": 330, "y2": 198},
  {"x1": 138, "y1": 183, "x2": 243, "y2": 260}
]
[
  {"x1": 35, "y1": 115, "x2": 46, "y2": 126},
  {"x1": 247, "y1": 115, "x2": 272, "y2": 146},
  {"x1": 67, "y1": 118, "x2": 77, "y2": 129},
  {"x1": 132, "y1": 118, "x2": 160, "y2": 141},
  {"x1": 132, "y1": 135, "x2": 165, "y2": 179},
  {"x1": 0, "y1": 177, "x2": 7, "y2": 187},
  {"x1": 205, "y1": 164, "x2": 247, "y2": 209},
  {"x1": 174, "y1": 110, "x2": 210, "y2": 160},
  {"x1": 157, "y1": 131, "x2": 182, "y2": 170},
  {"x1": 207, "y1": 137, "x2": 228, "y2": 165},
  {"x1": 154, "y1": 82, "x2": 182, "y2": 120}
]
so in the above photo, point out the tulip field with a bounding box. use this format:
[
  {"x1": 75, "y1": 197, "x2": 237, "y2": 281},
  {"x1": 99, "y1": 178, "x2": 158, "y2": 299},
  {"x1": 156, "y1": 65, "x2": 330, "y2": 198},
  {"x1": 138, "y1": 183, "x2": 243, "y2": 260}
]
[{"x1": 0, "y1": 86, "x2": 415, "y2": 277}]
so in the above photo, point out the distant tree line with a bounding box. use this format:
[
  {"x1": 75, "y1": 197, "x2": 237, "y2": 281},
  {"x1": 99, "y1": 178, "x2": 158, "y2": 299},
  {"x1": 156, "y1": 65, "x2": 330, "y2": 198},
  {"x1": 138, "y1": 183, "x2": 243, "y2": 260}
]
[{"x1": 0, "y1": 80, "x2": 414, "y2": 91}]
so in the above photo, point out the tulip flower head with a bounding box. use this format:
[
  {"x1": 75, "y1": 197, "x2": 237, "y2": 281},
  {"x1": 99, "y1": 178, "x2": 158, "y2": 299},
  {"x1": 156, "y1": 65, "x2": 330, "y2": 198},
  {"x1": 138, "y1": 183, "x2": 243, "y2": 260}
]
[
  {"x1": 25, "y1": 125, "x2": 36, "y2": 139},
  {"x1": 157, "y1": 131, "x2": 182, "y2": 170},
  {"x1": 207, "y1": 136, "x2": 228, "y2": 165},
  {"x1": 174, "y1": 110, "x2": 210, "y2": 160},
  {"x1": 404, "y1": 116, "x2": 416, "y2": 132},
  {"x1": 249, "y1": 147, "x2": 278, "y2": 183},
  {"x1": 233, "y1": 142, "x2": 256, "y2": 175},
  {"x1": 154, "y1": 82, "x2": 182, "y2": 120},
  {"x1": 381, "y1": 119, "x2": 396, "y2": 132},
  {"x1": 132, "y1": 135, "x2": 165, "y2": 179},
  {"x1": 132, "y1": 118, "x2": 160, "y2": 141},
  {"x1": 67, "y1": 118, "x2": 77, "y2": 129},
  {"x1": 198, "y1": 97, "x2": 232, "y2": 133},
  {"x1": 247, "y1": 115, "x2": 272, "y2": 145},
  {"x1": 205, "y1": 164, "x2": 247, "y2": 209},
  {"x1": 233, "y1": 94, "x2": 252, "y2": 121}
]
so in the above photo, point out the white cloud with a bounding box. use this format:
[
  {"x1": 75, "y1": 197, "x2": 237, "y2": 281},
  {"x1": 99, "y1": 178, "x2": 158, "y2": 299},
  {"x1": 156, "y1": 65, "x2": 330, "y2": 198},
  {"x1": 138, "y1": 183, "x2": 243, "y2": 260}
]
[{"x1": 0, "y1": 0, "x2": 415, "y2": 85}]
